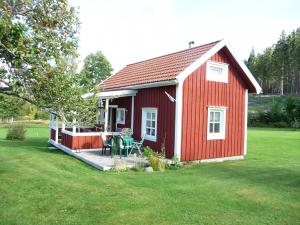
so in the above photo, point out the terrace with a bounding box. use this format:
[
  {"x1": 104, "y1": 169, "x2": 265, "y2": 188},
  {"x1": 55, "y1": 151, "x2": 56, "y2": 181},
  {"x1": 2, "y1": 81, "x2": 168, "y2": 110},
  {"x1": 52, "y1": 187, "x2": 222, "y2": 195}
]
[{"x1": 48, "y1": 89, "x2": 144, "y2": 170}]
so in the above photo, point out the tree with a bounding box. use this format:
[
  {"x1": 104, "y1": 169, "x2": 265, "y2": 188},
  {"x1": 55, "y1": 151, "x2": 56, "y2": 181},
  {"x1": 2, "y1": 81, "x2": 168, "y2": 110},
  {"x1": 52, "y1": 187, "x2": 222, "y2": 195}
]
[
  {"x1": 0, "y1": 0, "x2": 98, "y2": 125},
  {"x1": 0, "y1": 94, "x2": 25, "y2": 121},
  {"x1": 246, "y1": 27, "x2": 300, "y2": 95},
  {"x1": 80, "y1": 51, "x2": 112, "y2": 90}
]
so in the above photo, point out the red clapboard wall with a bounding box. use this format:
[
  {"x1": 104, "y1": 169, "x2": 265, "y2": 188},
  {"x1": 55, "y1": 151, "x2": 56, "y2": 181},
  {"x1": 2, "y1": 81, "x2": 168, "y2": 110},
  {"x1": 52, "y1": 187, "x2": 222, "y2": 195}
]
[
  {"x1": 50, "y1": 129, "x2": 56, "y2": 141},
  {"x1": 181, "y1": 48, "x2": 246, "y2": 161},
  {"x1": 61, "y1": 133, "x2": 103, "y2": 150},
  {"x1": 133, "y1": 85, "x2": 176, "y2": 158}
]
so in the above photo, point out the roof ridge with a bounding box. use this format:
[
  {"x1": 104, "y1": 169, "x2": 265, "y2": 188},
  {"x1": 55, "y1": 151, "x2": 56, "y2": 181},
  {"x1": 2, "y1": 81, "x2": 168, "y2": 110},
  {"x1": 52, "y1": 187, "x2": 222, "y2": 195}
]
[{"x1": 127, "y1": 40, "x2": 222, "y2": 66}]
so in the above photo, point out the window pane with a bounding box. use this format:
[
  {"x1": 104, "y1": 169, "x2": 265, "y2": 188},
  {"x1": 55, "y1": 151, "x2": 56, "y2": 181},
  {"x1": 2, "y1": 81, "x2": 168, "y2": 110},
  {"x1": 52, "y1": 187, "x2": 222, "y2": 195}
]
[
  {"x1": 152, "y1": 113, "x2": 156, "y2": 120},
  {"x1": 151, "y1": 129, "x2": 155, "y2": 136},
  {"x1": 214, "y1": 123, "x2": 220, "y2": 133},
  {"x1": 152, "y1": 121, "x2": 155, "y2": 128},
  {"x1": 146, "y1": 128, "x2": 151, "y2": 135},
  {"x1": 214, "y1": 112, "x2": 220, "y2": 122},
  {"x1": 210, "y1": 112, "x2": 214, "y2": 122},
  {"x1": 210, "y1": 66, "x2": 223, "y2": 76},
  {"x1": 146, "y1": 120, "x2": 151, "y2": 127},
  {"x1": 209, "y1": 123, "x2": 214, "y2": 133},
  {"x1": 146, "y1": 112, "x2": 151, "y2": 119}
]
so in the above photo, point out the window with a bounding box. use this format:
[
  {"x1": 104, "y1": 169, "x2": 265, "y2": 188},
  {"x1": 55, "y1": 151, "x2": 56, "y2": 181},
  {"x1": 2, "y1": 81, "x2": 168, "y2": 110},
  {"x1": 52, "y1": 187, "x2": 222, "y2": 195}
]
[
  {"x1": 207, "y1": 107, "x2": 226, "y2": 140},
  {"x1": 96, "y1": 109, "x2": 106, "y2": 124},
  {"x1": 206, "y1": 61, "x2": 228, "y2": 83},
  {"x1": 141, "y1": 108, "x2": 157, "y2": 142},
  {"x1": 116, "y1": 108, "x2": 126, "y2": 124}
]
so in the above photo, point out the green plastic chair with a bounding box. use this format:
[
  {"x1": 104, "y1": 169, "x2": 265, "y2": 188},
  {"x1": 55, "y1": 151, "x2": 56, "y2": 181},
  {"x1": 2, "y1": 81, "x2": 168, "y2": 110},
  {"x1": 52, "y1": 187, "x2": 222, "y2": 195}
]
[{"x1": 111, "y1": 135, "x2": 124, "y2": 158}]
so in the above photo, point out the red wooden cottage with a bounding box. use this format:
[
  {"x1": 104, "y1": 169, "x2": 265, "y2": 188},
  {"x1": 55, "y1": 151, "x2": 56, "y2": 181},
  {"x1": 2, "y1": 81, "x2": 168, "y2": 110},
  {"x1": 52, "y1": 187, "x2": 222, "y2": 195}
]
[{"x1": 49, "y1": 40, "x2": 261, "y2": 162}]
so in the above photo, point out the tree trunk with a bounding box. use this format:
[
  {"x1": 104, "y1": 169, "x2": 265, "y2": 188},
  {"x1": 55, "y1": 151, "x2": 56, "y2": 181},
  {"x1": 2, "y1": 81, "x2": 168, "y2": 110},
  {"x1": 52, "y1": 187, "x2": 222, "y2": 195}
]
[{"x1": 280, "y1": 76, "x2": 284, "y2": 96}]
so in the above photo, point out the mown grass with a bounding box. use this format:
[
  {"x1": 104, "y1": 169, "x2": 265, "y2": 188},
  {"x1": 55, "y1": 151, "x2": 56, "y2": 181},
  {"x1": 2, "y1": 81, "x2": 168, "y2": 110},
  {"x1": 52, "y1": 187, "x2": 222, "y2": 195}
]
[{"x1": 0, "y1": 126, "x2": 299, "y2": 225}]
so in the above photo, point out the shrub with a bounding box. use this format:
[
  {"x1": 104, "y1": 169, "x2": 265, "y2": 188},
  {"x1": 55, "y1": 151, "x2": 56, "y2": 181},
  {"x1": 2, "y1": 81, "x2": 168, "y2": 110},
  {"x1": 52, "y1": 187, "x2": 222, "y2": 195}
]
[
  {"x1": 143, "y1": 146, "x2": 165, "y2": 171},
  {"x1": 291, "y1": 119, "x2": 300, "y2": 129},
  {"x1": 6, "y1": 124, "x2": 26, "y2": 140},
  {"x1": 166, "y1": 156, "x2": 183, "y2": 170},
  {"x1": 270, "y1": 121, "x2": 289, "y2": 128}
]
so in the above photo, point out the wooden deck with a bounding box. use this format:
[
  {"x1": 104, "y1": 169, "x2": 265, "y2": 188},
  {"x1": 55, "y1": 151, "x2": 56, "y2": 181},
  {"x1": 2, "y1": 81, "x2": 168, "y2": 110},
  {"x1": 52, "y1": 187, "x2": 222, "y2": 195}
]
[{"x1": 48, "y1": 139, "x2": 146, "y2": 171}]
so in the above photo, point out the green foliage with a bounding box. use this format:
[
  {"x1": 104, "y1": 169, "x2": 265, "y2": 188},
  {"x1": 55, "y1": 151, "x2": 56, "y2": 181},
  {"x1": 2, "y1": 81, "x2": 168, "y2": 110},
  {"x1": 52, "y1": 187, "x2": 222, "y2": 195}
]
[
  {"x1": 246, "y1": 27, "x2": 300, "y2": 95},
  {"x1": 248, "y1": 95, "x2": 300, "y2": 128},
  {"x1": 6, "y1": 123, "x2": 26, "y2": 140},
  {"x1": 143, "y1": 146, "x2": 166, "y2": 171},
  {"x1": 166, "y1": 156, "x2": 182, "y2": 170},
  {"x1": 0, "y1": 0, "x2": 97, "y2": 126},
  {"x1": 80, "y1": 51, "x2": 113, "y2": 91},
  {"x1": 0, "y1": 94, "x2": 25, "y2": 119}
]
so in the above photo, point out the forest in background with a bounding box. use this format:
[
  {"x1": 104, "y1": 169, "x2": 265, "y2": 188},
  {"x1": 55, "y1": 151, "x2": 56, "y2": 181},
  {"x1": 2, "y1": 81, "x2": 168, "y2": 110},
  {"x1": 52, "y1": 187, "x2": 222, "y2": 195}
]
[{"x1": 245, "y1": 27, "x2": 300, "y2": 95}]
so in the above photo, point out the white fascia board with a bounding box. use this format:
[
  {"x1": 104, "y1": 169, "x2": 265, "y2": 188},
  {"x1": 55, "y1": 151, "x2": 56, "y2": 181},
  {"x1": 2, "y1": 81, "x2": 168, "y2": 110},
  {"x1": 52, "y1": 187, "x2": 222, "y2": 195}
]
[
  {"x1": 97, "y1": 90, "x2": 137, "y2": 99},
  {"x1": 176, "y1": 40, "x2": 228, "y2": 83},
  {"x1": 224, "y1": 42, "x2": 262, "y2": 94},
  {"x1": 175, "y1": 39, "x2": 262, "y2": 94}
]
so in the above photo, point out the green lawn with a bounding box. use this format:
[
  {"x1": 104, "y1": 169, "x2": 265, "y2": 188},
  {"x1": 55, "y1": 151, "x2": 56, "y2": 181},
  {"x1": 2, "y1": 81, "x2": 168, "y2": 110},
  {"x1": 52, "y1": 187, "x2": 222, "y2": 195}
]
[{"x1": 0, "y1": 127, "x2": 299, "y2": 225}]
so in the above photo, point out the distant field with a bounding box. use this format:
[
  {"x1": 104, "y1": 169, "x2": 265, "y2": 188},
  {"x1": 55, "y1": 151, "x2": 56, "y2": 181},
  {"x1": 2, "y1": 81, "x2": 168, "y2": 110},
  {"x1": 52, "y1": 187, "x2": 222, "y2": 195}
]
[
  {"x1": 249, "y1": 94, "x2": 300, "y2": 112},
  {"x1": 0, "y1": 120, "x2": 49, "y2": 128},
  {"x1": 0, "y1": 126, "x2": 299, "y2": 225}
]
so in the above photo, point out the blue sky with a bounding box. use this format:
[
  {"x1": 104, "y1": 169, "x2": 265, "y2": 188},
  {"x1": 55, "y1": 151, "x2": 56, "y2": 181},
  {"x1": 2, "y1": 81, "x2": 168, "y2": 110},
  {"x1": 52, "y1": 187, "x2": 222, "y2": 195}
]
[{"x1": 69, "y1": 0, "x2": 300, "y2": 72}]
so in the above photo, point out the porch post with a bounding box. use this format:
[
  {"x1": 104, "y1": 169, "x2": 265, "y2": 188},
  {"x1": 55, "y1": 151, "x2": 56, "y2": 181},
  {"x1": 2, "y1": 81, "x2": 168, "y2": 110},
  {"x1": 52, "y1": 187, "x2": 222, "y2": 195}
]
[
  {"x1": 131, "y1": 96, "x2": 134, "y2": 131},
  {"x1": 55, "y1": 115, "x2": 59, "y2": 143},
  {"x1": 104, "y1": 98, "x2": 109, "y2": 132},
  {"x1": 72, "y1": 118, "x2": 76, "y2": 133},
  {"x1": 62, "y1": 121, "x2": 65, "y2": 131},
  {"x1": 49, "y1": 113, "x2": 52, "y2": 128},
  {"x1": 49, "y1": 113, "x2": 52, "y2": 140}
]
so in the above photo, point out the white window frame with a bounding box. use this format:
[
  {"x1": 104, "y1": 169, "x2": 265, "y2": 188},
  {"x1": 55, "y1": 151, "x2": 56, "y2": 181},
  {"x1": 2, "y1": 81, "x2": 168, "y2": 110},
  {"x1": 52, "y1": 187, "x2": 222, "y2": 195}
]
[
  {"x1": 116, "y1": 108, "x2": 126, "y2": 125},
  {"x1": 207, "y1": 106, "x2": 226, "y2": 140},
  {"x1": 206, "y1": 61, "x2": 229, "y2": 83},
  {"x1": 141, "y1": 107, "x2": 158, "y2": 142}
]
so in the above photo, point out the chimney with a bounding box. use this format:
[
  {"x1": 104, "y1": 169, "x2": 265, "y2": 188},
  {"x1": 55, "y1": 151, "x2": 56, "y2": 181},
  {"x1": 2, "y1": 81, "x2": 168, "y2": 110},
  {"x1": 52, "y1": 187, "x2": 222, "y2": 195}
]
[{"x1": 189, "y1": 41, "x2": 195, "y2": 49}]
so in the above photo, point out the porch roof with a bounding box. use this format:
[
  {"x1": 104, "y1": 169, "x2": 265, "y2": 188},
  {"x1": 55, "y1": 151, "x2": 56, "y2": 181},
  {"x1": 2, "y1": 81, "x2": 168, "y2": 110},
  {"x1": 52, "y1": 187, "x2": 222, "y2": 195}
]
[
  {"x1": 82, "y1": 89, "x2": 137, "y2": 99},
  {"x1": 98, "y1": 89, "x2": 137, "y2": 99}
]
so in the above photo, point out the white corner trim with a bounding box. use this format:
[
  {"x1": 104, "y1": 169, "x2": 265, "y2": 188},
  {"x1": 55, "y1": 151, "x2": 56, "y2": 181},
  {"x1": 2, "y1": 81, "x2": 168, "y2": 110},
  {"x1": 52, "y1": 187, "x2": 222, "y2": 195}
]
[
  {"x1": 174, "y1": 82, "x2": 183, "y2": 160},
  {"x1": 244, "y1": 89, "x2": 248, "y2": 155},
  {"x1": 199, "y1": 155, "x2": 244, "y2": 163},
  {"x1": 131, "y1": 96, "x2": 134, "y2": 131}
]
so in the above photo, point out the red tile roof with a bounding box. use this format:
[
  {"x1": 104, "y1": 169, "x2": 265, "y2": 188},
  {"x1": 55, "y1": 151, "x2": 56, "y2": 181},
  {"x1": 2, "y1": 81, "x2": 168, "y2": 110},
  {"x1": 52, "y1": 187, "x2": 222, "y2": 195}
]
[{"x1": 99, "y1": 40, "x2": 221, "y2": 90}]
